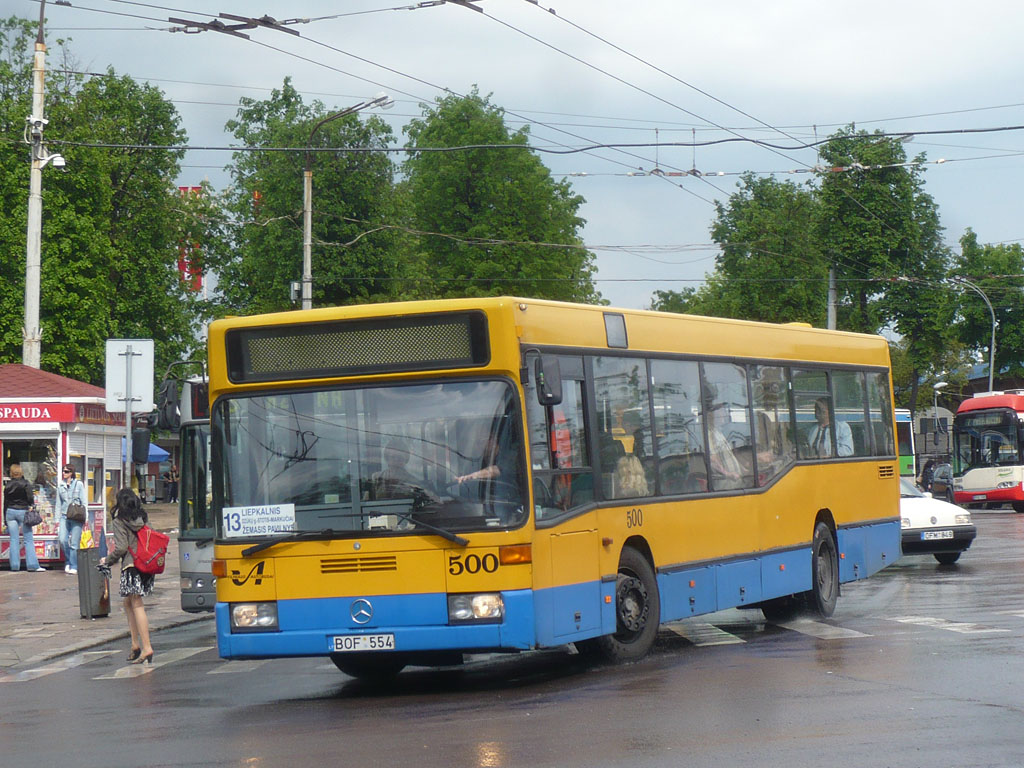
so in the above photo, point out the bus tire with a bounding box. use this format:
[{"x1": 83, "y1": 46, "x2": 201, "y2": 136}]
[
  {"x1": 1012, "y1": 502, "x2": 1024, "y2": 514},
  {"x1": 330, "y1": 653, "x2": 406, "y2": 681},
  {"x1": 590, "y1": 547, "x2": 661, "y2": 663},
  {"x1": 804, "y1": 522, "x2": 838, "y2": 617}
]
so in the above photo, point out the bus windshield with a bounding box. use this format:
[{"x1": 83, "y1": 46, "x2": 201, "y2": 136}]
[
  {"x1": 953, "y1": 410, "x2": 1022, "y2": 474},
  {"x1": 213, "y1": 379, "x2": 526, "y2": 537}
]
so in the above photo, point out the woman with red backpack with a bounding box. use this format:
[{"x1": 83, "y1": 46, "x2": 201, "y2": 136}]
[{"x1": 100, "y1": 488, "x2": 155, "y2": 664}]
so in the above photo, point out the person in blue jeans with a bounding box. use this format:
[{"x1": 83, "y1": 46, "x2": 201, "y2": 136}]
[
  {"x1": 58, "y1": 464, "x2": 88, "y2": 574},
  {"x1": 4, "y1": 464, "x2": 46, "y2": 572}
]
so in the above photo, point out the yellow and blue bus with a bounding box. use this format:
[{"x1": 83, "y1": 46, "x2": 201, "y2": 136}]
[{"x1": 209, "y1": 297, "x2": 900, "y2": 678}]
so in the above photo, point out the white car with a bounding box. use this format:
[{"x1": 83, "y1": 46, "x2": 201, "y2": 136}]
[{"x1": 900, "y1": 477, "x2": 977, "y2": 564}]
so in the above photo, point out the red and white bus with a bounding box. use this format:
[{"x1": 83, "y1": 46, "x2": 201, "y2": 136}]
[{"x1": 952, "y1": 391, "x2": 1024, "y2": 512}]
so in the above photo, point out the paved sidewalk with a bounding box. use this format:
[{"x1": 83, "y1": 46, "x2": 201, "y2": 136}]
[{"x1": 0, "y1": 502, "x2": 212, "y2": 669}]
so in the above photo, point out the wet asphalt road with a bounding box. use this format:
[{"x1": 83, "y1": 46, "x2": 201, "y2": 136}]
[{"x1": 6, "y1": 510, "x2": 1024, "y2": 768}]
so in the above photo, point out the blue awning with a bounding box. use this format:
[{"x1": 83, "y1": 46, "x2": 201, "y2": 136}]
[{"x1": 121, "y1": 437, "x2": 170, "y2": 463}]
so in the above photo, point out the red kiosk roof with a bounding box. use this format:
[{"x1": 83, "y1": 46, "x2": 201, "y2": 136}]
[{"x1": 0, "y1": 364, "x2": 105, "y2": 399}]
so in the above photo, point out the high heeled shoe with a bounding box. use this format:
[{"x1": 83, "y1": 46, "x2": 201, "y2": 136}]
[
  {"x1": 127, "y1": 647, "x2": 142, "y2": 662},
  {"x1": 133, "y1": 652, "x2": 154, "y2": 665}
]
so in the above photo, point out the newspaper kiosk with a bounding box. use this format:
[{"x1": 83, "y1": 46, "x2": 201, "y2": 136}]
[{"x1": 1, "y1": 364, "x2": 125, "y2": 568}]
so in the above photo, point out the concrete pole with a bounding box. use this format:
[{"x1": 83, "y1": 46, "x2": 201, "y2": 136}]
[
  {"x1": 302, "y1": 166, "x2": 313, "y2": 310},
  {"x1": 826, "y1": 265, "x2": 837, "y2": 330},
  {"x1": 23, "y1": 30, "x2": 47, "y2": 369}
]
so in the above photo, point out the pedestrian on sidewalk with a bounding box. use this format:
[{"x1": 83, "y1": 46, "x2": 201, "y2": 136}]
[
  {"x1": 58, "y1": 464, "x2": 88, "y2": 575},
  {"x1": 100, "y1": 488, "x2": 154, "y2": 664},
  {"x1": 168, "y1": 464, "x2": 179, "y2": 504},
  {"x1": 4, "y1": 464, "x2": 46, "y2": 572}
]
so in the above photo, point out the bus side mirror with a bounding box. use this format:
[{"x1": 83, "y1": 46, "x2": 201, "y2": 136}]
[{"x1": 534, "y1": 356, "x2": 563, "y2": 406}]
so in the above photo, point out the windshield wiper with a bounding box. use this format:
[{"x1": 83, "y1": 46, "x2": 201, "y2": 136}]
[
  {"x1": 241, "y1": 528, "x2": 337, "y2": 558},
  {"x1": 391, "y1": 511, "x2": 469, "y2": 547}
]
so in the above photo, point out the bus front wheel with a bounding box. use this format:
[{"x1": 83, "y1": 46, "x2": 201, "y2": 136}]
[
  {"x1": 589, "y1": 547, "x2": 660, "y2": 663},
  {"x1": 330, "y1": 653, "x2": 406, "y2": 681},
  {"x1": 804, "y1": 522, "x2": 839, "y2": 617}
]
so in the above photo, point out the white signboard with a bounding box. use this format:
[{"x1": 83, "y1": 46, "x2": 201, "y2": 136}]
[
  {"x1": 223, "y1": 504, "x2": 297, "y2": 538},
  {"x1": 105, "y1": 339, "x2": 155, "y2": 413}
]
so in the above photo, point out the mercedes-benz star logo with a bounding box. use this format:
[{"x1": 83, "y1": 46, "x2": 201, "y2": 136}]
[{"x1": 350, "y1": 598, "x2": 373, "y2": 625}]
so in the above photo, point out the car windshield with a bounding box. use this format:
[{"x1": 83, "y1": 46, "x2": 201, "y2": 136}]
[
  {"x1": 953, "y1": 410, "x2": 1022, "y2": 474},
  {"x1": 900, "y1": 478, "x2": 923, "y2": 498},
  {"x1": 212, "y1": 379, "x2": 526, "y2": 538}
]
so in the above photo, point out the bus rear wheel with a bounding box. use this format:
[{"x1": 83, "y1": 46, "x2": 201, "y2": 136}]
[
  {"x1": 589, "y1": 547, "x2": 660, "y2": 663},
  {"x1": 330, "y1": 653, "x2": 406, "y2": 681},
  {"x1": 804, "y1": 522, "x2": 838, "y2": 617}
]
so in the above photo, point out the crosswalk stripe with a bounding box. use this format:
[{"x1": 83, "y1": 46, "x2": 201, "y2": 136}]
[
  {"x1": 665, "y1": 621, "x2": 745, "y2": 645},
  {"x1": 0, "y1": 651, "x2": 118, "y2": 683},
  {"x1": 888, "y1": 618, "x2": 1007, "y2": 634},
  {"x1": 208, "y1": 659, "x2": 269, "y2": 674},
  {"x1": 889, "y1": 616, "x2": 1011, "y2": 634},
  {"x1": 92, "y1": 646, "x2": 213, "y2": 679},
  {"x1": 775, "y1": 619, "x2": 871, "y2": 639}
]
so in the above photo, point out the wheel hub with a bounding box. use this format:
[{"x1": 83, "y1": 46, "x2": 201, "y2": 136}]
[{"x1": 616, "y1": 575, "x2": 649, "y2": 633}]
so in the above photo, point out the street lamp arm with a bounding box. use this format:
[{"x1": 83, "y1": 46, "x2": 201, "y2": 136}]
[
  {"x1": 954, "y1": 277, "x2": 997, "y2": 392},
  {"x1": 305, "y1": 94, "x2": 395, "y2": 169},
  {"x1": 301, "y1": 93, "x2": 392, "y2": 311}
]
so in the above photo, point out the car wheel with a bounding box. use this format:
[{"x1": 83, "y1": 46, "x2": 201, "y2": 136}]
[{"x1": 934, "y1": 552, "x2": 961, "y2": 565}]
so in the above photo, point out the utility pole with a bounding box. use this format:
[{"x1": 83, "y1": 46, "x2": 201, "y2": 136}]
[
  {"x1": 23, "y1": 0, "x2": 47, "y2": 369},
  {"x1": 826, "y1": 264, "x2": 837, "y2": 330}
]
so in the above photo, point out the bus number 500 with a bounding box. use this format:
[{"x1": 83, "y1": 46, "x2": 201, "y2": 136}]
[
  {"x1": 626, "y1": 508, "x2": 643, "y2": 528},
  {"x1": 449, "y1": 553, "x2": 499, "y2": 575}
]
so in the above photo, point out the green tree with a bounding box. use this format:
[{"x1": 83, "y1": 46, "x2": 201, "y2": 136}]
[
  {"x1": 954, "y1": 229, "x2": 1024, "y2": 381},
  {"x1": 402, "y1": 89, "x2": 599, "y2": 302},
  {"x1": 215, "y1": 79, "x2": 401, "y2": 314},
  {"x1": 652, "y1": 173, "x2": 825, "y2": 322},
  {"x1": 0, "y1": 18, "x2": 203, "y2": 382}
]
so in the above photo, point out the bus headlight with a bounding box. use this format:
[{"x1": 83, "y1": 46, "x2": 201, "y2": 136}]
[
  {"x1": 448, "y1": 593, "x2": 504, "y2": 623},
  {"x1": 231, "y1": 602, "x2": 278, "y2": 631},
  {"x1": 997, "y1": 481, "x2": 1015, "y2": 489}
]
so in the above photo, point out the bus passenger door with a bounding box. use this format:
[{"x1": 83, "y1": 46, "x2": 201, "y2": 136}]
[{"x1": 543, "y1": 528, "x2": 602, "y2": 643}]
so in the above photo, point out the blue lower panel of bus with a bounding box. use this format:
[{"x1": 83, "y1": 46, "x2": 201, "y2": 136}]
[
  {"x1": 217, "y1": 589, "x2": 536, "y2": 659},
  {"x1": 837, "y1": 520, "x2": 900, "y2": 582}
]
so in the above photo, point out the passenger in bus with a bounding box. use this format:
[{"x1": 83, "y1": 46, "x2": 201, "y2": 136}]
[
  {"x1": 707, "y1": 404, "x2": 746, "y2": 490},
  {"x1": 613, "y1": 454, "x2": 648, "y2": 498},
  {"x1": 810, "y1": 398, "x2": 854, "y2": 457},
  {"x1": 371, "y1": 439, "x2": 419, "y2": 499}
]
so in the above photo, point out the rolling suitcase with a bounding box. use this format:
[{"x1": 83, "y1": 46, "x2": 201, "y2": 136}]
[{"x1": 77, "y1": 546, "x2": 111, "y2": 619}]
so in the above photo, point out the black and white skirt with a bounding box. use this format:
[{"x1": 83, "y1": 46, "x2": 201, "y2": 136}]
[{"x1": 119, "y1": 566, "x2": 155, "y2": 598}]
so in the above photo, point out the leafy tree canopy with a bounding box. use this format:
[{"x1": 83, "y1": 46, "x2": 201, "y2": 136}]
[
  {"x1": 0, "y1": 16, "x2": 204, "y2": 383},
  {"x1": 402, "y1": 88, "x2": 599, "y2": 303}
]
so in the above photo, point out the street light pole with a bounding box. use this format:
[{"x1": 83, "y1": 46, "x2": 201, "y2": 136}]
[
  {"x1": 933, "y1": 381, "x2": 948, "y2": 455},
  {"x1": 22, "y1": 0, "x2": 47, "y2": 369},
  {"x1": 301, "y1": 92, "x2": 393, "y2": 310},
  {"x1": 956, "y1": 278, "x2": 997, "y2": 393}
]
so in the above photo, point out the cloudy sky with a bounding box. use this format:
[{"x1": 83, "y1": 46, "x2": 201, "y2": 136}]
[{"x1": 34, "y1": 0, "x2": 1024, "y2": 308}]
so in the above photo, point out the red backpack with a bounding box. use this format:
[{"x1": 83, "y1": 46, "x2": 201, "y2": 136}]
[{"x1": 131, "y1": 525, "x2": 170, "y2": 575}]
